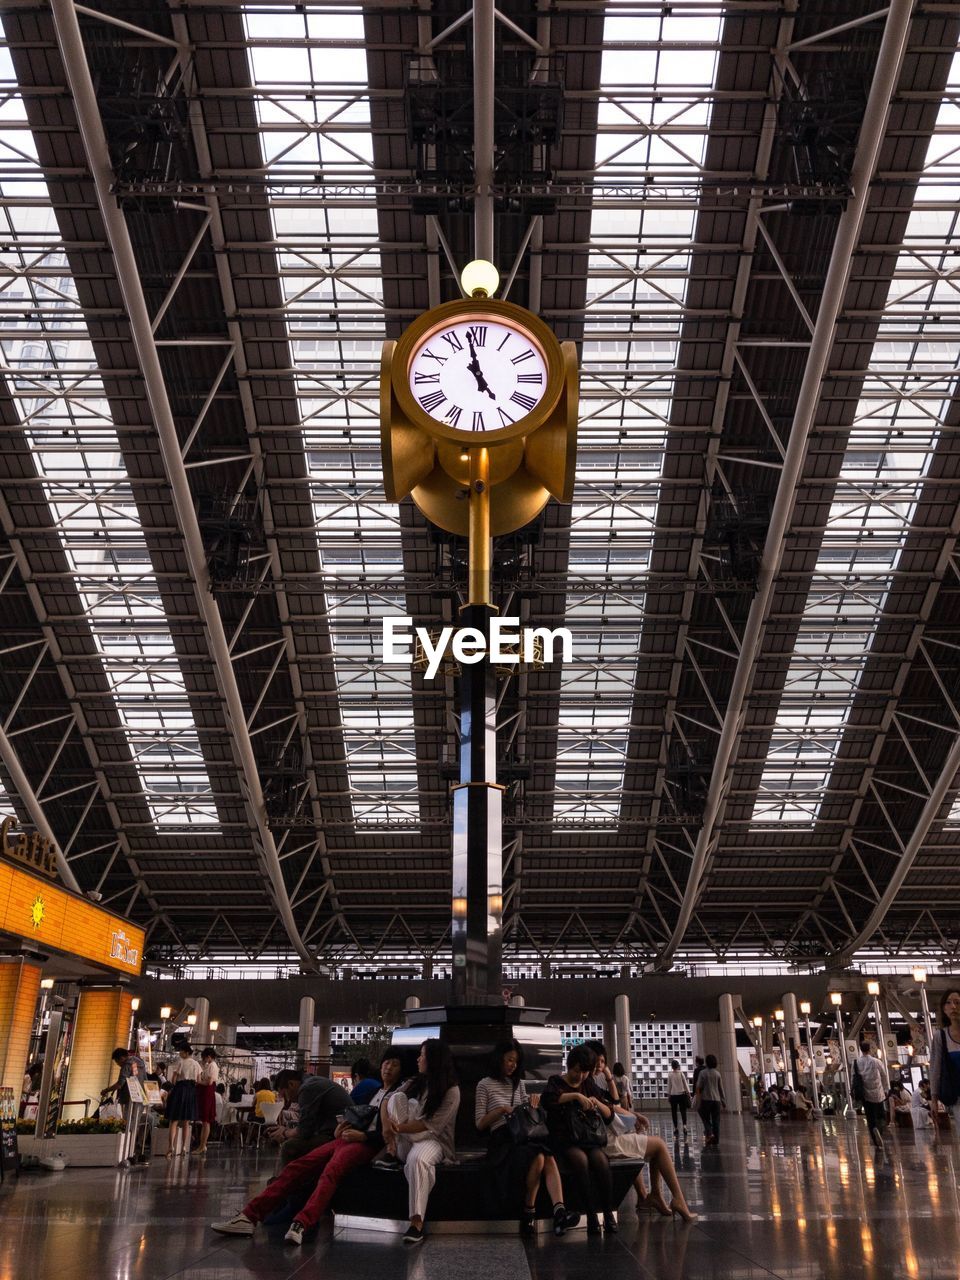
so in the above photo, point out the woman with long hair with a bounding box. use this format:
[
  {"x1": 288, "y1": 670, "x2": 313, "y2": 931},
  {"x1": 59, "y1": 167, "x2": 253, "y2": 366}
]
[
  {"x1": 476, "y1": 1039, "x2": 579, "y2": 1236},
  {"x1": 929, "y1": 989, "x2": 960, "y2": 1137},
  {"x1": 378, "y1": 1038, "x2": 460, "y2": 1246}
]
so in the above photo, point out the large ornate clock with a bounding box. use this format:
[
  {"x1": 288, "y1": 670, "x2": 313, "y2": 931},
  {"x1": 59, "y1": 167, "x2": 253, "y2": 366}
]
[{"x1": 381, "y1": 297, "x2": 578, "y2": 537}]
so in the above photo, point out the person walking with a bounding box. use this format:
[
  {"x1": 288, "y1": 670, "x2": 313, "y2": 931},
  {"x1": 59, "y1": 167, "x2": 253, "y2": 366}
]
[
  {"x1": 195, "y1": 1048, "x2": 219, "y2": 1155},
  {"x1": 855, "y1": 1040, "x2": 887, "y2": 1149},
  {"x1": 666, "y1": 1059, "x2": 691, "y2": 1139},
  {"x1": 694, "y1": 1054, "x2": 725, "y2": 1147},
  {"x1": 165, "y1": 1040, "x2": 200, "y2": 1157}
]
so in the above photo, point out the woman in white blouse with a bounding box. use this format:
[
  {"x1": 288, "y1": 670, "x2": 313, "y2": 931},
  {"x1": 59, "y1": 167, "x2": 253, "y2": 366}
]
[
  {"x1": 476, "y1": 1040, "x2": 579, "y2": 1236},
  {"x1": 378, "y1": 1039, "x2": 460, "y2": 1246},
  {"x1": 165, "y1": 1041, "x2": 200, "y2": 1157}
]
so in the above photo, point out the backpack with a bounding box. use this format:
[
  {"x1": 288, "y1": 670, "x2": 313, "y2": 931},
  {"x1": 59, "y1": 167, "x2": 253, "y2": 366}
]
[{"x1": 851, "y1": 1061, "x2": 865, "y2": 1104}]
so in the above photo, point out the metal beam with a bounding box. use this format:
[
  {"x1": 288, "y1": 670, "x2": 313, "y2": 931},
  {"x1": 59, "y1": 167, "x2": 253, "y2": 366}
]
[
  {"x1": 49, "y1": 0, "x2": 314, "y2": 969},
  {"x1": 653, "y1": 0, "x2": 917, "y2": 971}
]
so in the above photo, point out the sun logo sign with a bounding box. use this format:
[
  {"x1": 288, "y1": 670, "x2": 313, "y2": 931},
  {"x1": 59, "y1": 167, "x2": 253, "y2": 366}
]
[{"x1": 30, "y1": 895, "x2": 45, "y2": 929}]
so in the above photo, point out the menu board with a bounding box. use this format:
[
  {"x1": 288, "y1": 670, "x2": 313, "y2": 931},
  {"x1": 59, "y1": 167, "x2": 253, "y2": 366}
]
[{"x1": 0, "y1": 1086, "x2": 18, "y2": 1180}]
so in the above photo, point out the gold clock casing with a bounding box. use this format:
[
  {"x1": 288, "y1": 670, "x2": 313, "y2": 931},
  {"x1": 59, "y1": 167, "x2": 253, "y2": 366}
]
[{"x1": 381, "y1": 298, "x2": 578, "y2": 537}]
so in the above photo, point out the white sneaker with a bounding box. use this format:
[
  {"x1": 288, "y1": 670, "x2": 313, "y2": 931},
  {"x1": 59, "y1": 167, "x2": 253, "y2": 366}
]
[
  {"x1": 284, "y1": 1221, "x2": 305, "y2": 1246},
  {"x1": 212, "y1": 1213, "x2": 255, "y2": 1236}
]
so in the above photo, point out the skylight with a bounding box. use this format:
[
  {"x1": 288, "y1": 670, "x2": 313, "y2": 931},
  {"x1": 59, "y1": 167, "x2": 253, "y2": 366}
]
[
  {"x1": 0, "y1": 46, "x2": 218, "y2": 831},
  {"x1": 555, "y1": 10, "x2": 722, "y2": 826},
  {"x1": 243, "y1": 8, "x2": 418, "y2": 827}
]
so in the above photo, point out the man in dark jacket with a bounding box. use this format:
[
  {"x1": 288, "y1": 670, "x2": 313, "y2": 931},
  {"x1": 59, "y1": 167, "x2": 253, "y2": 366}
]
[{"x1": 266, "y1": 1069, "x2": 351, "y2": 1165}]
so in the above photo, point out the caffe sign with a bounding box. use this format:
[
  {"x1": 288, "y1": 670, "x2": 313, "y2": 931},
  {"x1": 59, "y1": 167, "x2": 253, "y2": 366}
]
[{"x1": 1, "y1": 815, "x2": 59, "y2": 880}]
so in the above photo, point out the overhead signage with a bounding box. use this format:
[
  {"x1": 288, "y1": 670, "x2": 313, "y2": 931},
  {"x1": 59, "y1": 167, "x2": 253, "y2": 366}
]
[
  {"x1": 0, "y1": 858, "x2": 144, "y2": 976},
  {"x1": 1, "y1": 815, "x2": 59, "y2": 880}
]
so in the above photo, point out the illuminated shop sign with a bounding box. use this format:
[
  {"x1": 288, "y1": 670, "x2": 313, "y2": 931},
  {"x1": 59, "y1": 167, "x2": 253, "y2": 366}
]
[
  {"x1": 0, "y1": 859, "x2": 144, "y2": 975},
  {"x1": 1, "y1": 815, "x2": 59, "y2": 879},
  {"x1": 110, "y1": 929, "x2": 140, "y2": 968}
]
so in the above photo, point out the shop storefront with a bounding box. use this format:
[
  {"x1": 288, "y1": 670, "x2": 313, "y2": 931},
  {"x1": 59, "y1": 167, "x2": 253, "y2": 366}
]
[{"x1": 0, "y1": 817, "x2": 144, "y2": 1165}]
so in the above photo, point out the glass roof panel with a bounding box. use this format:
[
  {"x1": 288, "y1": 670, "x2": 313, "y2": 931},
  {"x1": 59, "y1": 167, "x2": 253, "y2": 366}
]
[
  {"x1": 0, "y1": 46, "x2": 218, "y2": 831},
  {"x1": 752, "y1": 50, "x2": 960, "y2": 827},
  {"x1": 556, "y1": 9, "x2": 722, "y2": 826},
  {"x1": 242, "y1": 8, "x2": 417, "y2": 828}
]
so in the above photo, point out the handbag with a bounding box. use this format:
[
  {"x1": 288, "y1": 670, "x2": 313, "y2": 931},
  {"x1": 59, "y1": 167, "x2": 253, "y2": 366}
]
[
  {"x1": 939, "y1": 1030, "x2": 960, "y2": 1106},
  {"x1": 507, "y1": 1102, "x2": 549, "y2": 1144},
  {"x1": 342, "y1": 1103, "x2": 376, "y2": 1131},
  {"x1": 558, "y1": 1102, "x2": 608, "y2": 1149}
]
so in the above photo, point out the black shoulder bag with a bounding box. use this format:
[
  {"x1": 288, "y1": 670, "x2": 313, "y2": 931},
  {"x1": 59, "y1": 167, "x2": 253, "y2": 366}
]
[
  {"x1": 507, "y1": 1102, "x2": 550, "y2": 1144},
  {"x1": 558, "y1": 1102, "x2": 608, "y2": 1149}
]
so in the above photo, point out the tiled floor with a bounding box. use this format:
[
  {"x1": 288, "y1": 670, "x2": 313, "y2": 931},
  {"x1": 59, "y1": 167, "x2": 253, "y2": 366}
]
[{"x1": 3, "y1": 1114, "x2": 959, "y2": 1279}]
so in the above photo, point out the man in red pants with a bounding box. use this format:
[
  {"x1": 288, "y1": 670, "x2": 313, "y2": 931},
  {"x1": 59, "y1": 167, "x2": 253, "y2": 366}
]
[{"x1": 213, "y1": 1049, "x2": 405, "y2": 1246}]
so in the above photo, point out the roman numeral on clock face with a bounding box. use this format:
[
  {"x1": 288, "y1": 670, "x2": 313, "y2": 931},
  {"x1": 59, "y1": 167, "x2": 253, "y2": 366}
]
[
  {"x1": 419, "y1": 390, "x2": 446, "y2": 412},
  {"x1": 516, "y1": 372, "x2": 543, "y2": 384},
  {"x1": 442, "y1": 331, "x2": 463, "y2": 352},
  {"x1": 510, "y1": 349, "x2": 535, "y2": 365},
  {"x1": 444, "y1": 404, "x2": 463, "y2": 426},
  {"x1": 510, "y1": 390, "x2": 537, "y2": 412},
  {"x1": 414, "y1": 371, "x2": 441, "y2": 384},
  {"x1": 472, "y1": 411, "x2": 485, "y2": 430},
  {"x1": 465, "y1": 326, "x2": 487, "y2": 347}
]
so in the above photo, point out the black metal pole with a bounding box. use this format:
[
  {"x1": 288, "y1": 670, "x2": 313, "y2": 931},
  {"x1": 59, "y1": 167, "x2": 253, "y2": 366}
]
[{"x1": 450, "y1": 604, "x2": 503, "y2": 1004}]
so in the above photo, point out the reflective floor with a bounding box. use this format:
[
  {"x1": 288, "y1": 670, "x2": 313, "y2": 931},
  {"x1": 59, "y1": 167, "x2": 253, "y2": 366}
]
[{"x1": 2, "y1": 1114, "x2": 959, "y2": 1279}]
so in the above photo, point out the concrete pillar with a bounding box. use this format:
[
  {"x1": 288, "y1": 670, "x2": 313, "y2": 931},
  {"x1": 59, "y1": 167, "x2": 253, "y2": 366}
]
[
  {"x1": 66, "y1": 987, "x2": 133, "y2": 1108},
  {"x1": 404, "y1": 996, "x2": 421, "y2": 1011},
  {"x1": 782, "y1": 993, "x2": 800, "y2": 1087},
  {"x1": 317, "y1": 1022, "x2": 332, "y2": 1058},
  {"x1": 718, "y1": 994, "x2": 741, "y2": 1114},
  {"x1": 509, "y1": 994, "x2": 525, "y2": 1007},
  {"x1": 191, "y1": 996, "x2": 210, "y2": 1048},
  {"x1": 0, "y1": 958, "x2": 42, "y2": 1091},
  {"x1": 614, "y1": 994, "x2": 631, "y2": 1075},
  {"x1": 214, "y1": 1024, "x2": 237, "y2": 1047},
  {"x1": 297, "y1": 996, "x2": 315, "y2": 1068}
]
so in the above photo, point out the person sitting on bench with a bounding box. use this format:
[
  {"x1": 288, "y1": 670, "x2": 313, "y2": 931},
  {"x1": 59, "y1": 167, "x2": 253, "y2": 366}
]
[
  {"x1": 374, "y1": 1038, "x2": 460, "y2": 1247},
  {"x1": 476, "y1": 1038, "x2": 580, "y2": 1237},
  {"x1": 211, "y1": 1047, "x2": 406, "y2": 1247}
]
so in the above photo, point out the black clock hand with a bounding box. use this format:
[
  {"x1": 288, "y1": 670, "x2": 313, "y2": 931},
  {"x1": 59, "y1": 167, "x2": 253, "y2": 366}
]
[{"x1": 466, "y1": 336, "x2": 497, "y2": 399}]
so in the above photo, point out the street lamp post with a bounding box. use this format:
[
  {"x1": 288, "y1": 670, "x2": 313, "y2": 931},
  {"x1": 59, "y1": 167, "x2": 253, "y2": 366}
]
[
  {"x1": 914, "y1": 969, "x2": 934, "y2": 1072},
  {"x1": 867, "y1": 981, "x2": 891, "y2": 1090},
  {"x1": 799, "y1": 1000, "x2": 822, "y2": 1116},
  {"x1": 774, "y1": 1009, "x2": 785, "y2": 1083},
  {"x1": 831, "y1": 992, "x2": 854, "y2": 1116},
  {"x1": 160, "y1": 1005, "x2": 171, "y2": 1054}
]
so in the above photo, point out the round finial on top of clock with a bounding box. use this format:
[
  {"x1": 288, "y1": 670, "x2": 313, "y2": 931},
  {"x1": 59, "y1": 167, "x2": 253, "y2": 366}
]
[{"x1": 461, "y1": 259, "x2": 500, "y2": 299}]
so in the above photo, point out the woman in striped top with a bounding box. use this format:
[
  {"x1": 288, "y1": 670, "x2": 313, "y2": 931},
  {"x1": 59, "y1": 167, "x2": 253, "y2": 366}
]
[{"x1": 476, "y1": 1040, "x2": 580, "y2": 1237}]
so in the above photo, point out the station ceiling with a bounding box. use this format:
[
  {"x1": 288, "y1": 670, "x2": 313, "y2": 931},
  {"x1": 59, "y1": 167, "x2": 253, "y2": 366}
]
[{"x1": 0, "y1": 0, "x2": 958, "y2": 974}]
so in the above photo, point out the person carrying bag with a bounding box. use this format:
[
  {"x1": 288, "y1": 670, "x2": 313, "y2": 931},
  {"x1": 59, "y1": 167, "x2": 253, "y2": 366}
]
[
  {"x1": 476, "y1": 1040, "x2": 579, "y2": 1237},
  {"x1": 540, "y1": 1044, "x2": 617, "y2": 1236}
]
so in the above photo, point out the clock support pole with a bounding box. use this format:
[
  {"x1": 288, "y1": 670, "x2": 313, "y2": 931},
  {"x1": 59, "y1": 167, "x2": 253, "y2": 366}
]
[{"x1": 451, "y1": 445, "x2": 503, "y2": 1003}]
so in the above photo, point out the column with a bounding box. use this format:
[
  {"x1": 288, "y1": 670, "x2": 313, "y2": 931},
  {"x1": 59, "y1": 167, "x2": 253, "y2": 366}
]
[
  {"x1": 297, "y1": 995, "x2": 315, "y2": 1068},
  {"x1": 0, "y1": 958, "x2": 42, "y2": 1091},
  {"x1": 782, "y1": 993, "x2": 801, "y2": 1088},
  {"x1": 718, "y1": 994, "x2": 741, "y2": 1114},
  {"x1": 404, "y1": 995, "x2": 421, "y2": 1012},
  {"x1": 509, "y1": 994, "x2": 525, "y2": 1007},
  {"x1": 66, "y1": 987, "x2": 134, "y2": 1107},
  {"x1": 191, "y1": 996, "x2": 210, "y2": 1047},
  {"x1": 614, "y1": 994, "x2": 631, "y2": 1074}
]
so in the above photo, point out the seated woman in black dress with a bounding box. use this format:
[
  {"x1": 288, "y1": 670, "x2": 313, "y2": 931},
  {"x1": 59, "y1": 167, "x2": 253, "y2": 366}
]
[
  {"x1": 476, "y1": 1040, "x2": 580, "y2": 1236},
  {"x1": 540, "y1": 1044, "x2": 618, "y2": 1236}
]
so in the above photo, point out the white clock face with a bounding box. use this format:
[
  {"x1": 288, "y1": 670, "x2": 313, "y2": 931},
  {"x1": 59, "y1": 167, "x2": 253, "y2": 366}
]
[{"x1": 407, "y1": 319, "x2": 549, "y2": 432}]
